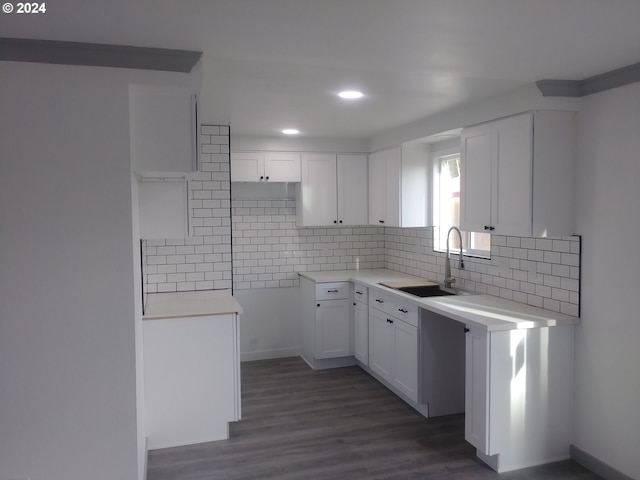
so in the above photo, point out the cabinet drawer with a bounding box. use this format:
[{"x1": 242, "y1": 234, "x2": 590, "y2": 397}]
[
  {"x1": 369, "y1": 290, "x2": 418, "y2": 327},
  {"x1": 392, "y1": 301, "x2": 418, "y2": 328},
  {"x1": 352, "y1": 283, "x2": 368, "y2": 304},
  {"x1": 315, "y1": 282, "x2": 350, "y2": 300},
  {"x1": 369, "y1": 290, "x2": 393, "y2": 312}
]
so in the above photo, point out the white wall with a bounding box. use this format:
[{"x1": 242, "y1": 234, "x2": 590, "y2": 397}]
[
  {"x1": 573, "y1": 82, "x2": 640, "y2": 480},
  {"x1": 0, "y1": 60, "x2": 198, "y2": 480},
  {"x1": 0, "y1": 62, "x2": 138, "y2": 480},
  {"x1": 233, "y1": 288, "x2": 300, "y2": 361}
]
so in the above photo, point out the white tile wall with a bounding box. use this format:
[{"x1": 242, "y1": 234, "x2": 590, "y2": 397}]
[
  {"x1": 143, "y1": 126, "x2": 232, "y2": 293},
  {"x1": 232, "y1": 198, "x2": 384, "y2": 289},
  {"x1": 385, "y1": 226, "x2": 581, "y2": 316}
]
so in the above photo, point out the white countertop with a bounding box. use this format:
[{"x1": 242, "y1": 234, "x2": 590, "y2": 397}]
[
  {"x1": 143, "y1": 289, "x2": 243, "y2": 320},
  {"x1": 299, "y1": 269, "x2": 578, "y2": 332}
]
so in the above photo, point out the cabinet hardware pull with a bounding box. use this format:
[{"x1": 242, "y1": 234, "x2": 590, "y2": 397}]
[
  {"x1": 387, "y1": 319, "x2": 394, "y2": 324},
  {"x1": 327, "y1": 289, "x2": 339, "y2": 293},
  {"x1": 317, "y1": 303, "x2": 320, "y2": 307},
  {"x1": 265, "y1": 176, "x2": 269, "y2": 180},
  {"x1": 483, "y1": 225, "x2": 495, "y2": 231},
  {"x1": 339, "y1": 220, "x2": 343, "y2": 223},
  {"x1": 379, "y1": 220, "x2": 385, "y2": 224},
  {"x1": 398, "y1": 308, "x2": 408, "y2": 313},
  {"x1": 260, "y1": 176, "x2": 264, "y2": 180},
  {"x1": 375, "y1": 298, "x2": 383, "y2": 303},
  {"x1": 334, "y1": 220, "x2": 337, "y2": 224},
  {"x1": 356, "y1": 291, "x2": 363, "y2": 295},
  {"x1": 353, "y1": 302, "x2": 357, "y2": 306},
  {"x1": 464, "y1": 327, "x2": 470, "y2": 333}
]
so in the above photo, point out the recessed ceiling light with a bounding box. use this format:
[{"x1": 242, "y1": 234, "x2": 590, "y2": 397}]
[
  {"x1": 282, "y1": 129, "x2": 299, "y2": 135},
  {"x1": 338, "y1": 90, "x2": 364, "y2": 99}
]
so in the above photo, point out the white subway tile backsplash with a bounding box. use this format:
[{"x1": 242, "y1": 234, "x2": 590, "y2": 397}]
[{"x1": 384, "y1": 227, "x2": 580, "y2": 316}]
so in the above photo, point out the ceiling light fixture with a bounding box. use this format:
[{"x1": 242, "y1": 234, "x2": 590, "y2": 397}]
[
  {"x1": 338, "y1": 90, "x2": 364, "y2": 99},
  {"x1": 282, "y1": 128, "x2": 299, "y2": 135}
]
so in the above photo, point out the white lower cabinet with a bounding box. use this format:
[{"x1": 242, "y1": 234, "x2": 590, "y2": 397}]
[
  {"x1": 315, "y1": 299, "x2": 351, "y2": 359},
  {"x1": 352, "y1": 284, "x2": 369, "y2": 365},
  {"x1": 464, "y1": 323, "x2": 490, "y2": 453},
  {"x1": 464, "y1": 323, "x2": 575, "y2": 473},
  {"x1": 368, "y1": 293, "x2": 419, "y2": 403},
  {"x1": 143, "y1": 313, "x2": 240, "y2": 449},
  {"x1": 391, "y1": 317, "x2": 419, "y2": 400},
  {"x1": 299, "y1": 277, "x2": 356, "y2": 370}
]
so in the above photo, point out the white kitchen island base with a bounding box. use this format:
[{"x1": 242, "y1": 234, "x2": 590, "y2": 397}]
[{"x1": 143, "y1": 291, "x2": 242, "y2": 450}]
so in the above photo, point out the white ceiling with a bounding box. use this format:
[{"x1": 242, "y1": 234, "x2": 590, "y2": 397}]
[{"x1": 5, "y1": 0, "x2": 640, "y2": 140}]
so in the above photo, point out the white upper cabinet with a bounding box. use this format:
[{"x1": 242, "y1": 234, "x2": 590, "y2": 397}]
[
  {"x1": 130, "y1": 86, "x2": 197, "y2": 173},
  {"x1": 460, "y1": 111, "x2": 576, "y2": 237},
  {"x1": 296, "y1": 153, "x2": 368, "y2": 227},
  {"x1": 231, "y1": 151, "x2": 301, "y2": 182},
  {"x1": 368, "y1": 144, "x2": 430, "y2": 228}
]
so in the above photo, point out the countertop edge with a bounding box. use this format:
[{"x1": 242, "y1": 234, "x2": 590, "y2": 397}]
[{"x1": 299, "y1": 269, "x2": 579, "y2": 331}]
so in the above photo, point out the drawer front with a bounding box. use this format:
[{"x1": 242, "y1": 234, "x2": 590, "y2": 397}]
[
  {"x1": 392, "y1": 301, "x2": 418, "y2": 328},
  {"x1": 352, "y1": 283, "x2": 368, "y2": 304},
  {"x1": 315, "y1": 282, "x2": 350, "y2": 300},
  {"x1": 369, "y1": 291, "x2": 396, "y2": 317},
  {"x1": 369, "y1": 290, "x2": 419, "y2": 327}
]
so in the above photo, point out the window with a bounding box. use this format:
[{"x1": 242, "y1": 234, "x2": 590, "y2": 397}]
[{"x1": 432, "y1": 151, "x2": 490, "y2": 258}]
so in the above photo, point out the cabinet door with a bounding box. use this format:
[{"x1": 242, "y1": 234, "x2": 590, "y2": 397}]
[
  {"x1": 369, "y1": 308, "x2": 394, "y2": 380},
  {"x1": 299, "y1": 153, "x2": 338, "y2": 226},
  {"x1": 465, "y1": 323, "x2": 490, "y2": 453},
  {"x1": 337, "y1": 154, "x2": 368, "y2": 225},
  {"x1": 384, "y1": 147, "x2": 402, "y2": 227},
  {"x1": 315, "y1": 299, "x2": 351, "y2": 359},
  {"x1": 231, "y1": 152, "x2": 264, "y2": 181},
  {"x1": 391, "y1": 318, "x2": 419, "y2": 402},
  {"x1": 368, "y1": 151, "x2": 387, "y2": 225},
  {"x1": 264, "y1": 152, "x2": 301, "y2": 182},
  {"x1": 460, "y1": 123, "x2": 492, "y2": 233},
  {"x1": 492, "y1": 113, "x2": 533, "y2": 236},
  {"x1": 353, "y1": 301, "x2": 369, "y2": 365},
  {"x1": 130, "y1": 86, "x2": 195, "y2": 173}
]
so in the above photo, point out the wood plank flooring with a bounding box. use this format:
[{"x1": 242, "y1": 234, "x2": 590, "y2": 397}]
[{"x1": 147, "y1": 357, "x2": 602, "y2": 480}]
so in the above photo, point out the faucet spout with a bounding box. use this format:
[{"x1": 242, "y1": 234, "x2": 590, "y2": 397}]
[{"x1": 444, "y1": 226, "x2": 464, "y2": 289}]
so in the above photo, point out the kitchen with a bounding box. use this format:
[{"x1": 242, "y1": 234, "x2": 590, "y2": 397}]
[{"x1": 2, "y1": 2, "x2": 640, "y2": 480}]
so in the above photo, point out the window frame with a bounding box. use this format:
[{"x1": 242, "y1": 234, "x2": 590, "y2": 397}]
[{"x1": 431, "y1": 147, "x2": 491, "y2": 259}]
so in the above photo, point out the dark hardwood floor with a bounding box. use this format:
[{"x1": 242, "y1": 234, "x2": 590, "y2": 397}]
[{"x1": 147, "y1": 357, "x2": 602, "y2": 480}]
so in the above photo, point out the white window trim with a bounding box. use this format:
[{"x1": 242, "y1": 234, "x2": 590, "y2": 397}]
[{"x1": 431, "y1": 148, "x2": 491, "y2": 259}]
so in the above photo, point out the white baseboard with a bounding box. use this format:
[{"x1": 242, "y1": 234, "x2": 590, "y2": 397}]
[{"x1": 241, "y1": 348, "x2": 299, "y2": 362}]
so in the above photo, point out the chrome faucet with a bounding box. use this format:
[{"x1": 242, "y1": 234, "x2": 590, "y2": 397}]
[{"x1": 444, "y1": 226, "x2": 464, "y2": 289}]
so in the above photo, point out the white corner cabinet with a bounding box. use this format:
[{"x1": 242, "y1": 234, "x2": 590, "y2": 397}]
[
  {"x1": 130, "y1": 85, "x2": 198, "y2": 173},
  {"x1": 368, "y1": 144, "x2": 430, "y2": 227},
  {"x1": 460, "y1": 110, "x2": 576, "y2": 237},
  {"x1": 352, "y1": 283, "x2": 369, "y2": 365},
  {"x1": 296, "y1": 153, "x2": 368, "y2": 227},
  {"x1": 464, "y1": 323, "x2": 574, "y2": 473},
  {"x1": 299, "y1": 277, "x2": 356, "y2": 370},
  {"x1": 231, "y1": 151, "x2": 301, "y2": 182}
]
